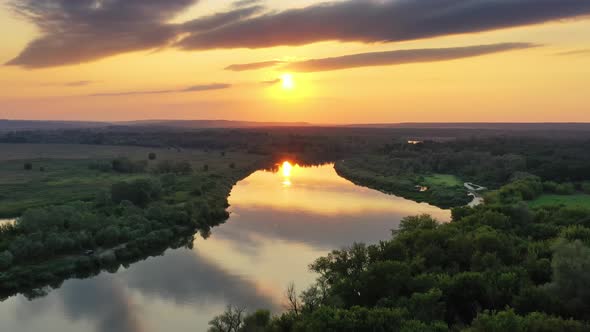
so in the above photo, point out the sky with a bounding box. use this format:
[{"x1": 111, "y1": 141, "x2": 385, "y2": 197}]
[{"x1": 0, "y1": 0, "x2": 589, "y2": 123}]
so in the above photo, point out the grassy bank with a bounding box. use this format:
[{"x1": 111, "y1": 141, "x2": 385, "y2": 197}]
[
  {"x1": 335, "y1": 159, "x2": 469, "y2": 209},
  {"x1": 528, "y1": 194, "x2": 590, "y2": 209}
]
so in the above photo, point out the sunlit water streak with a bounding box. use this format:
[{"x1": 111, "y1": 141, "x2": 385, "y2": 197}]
[
  {"x1": 0, "y1": 219, "x2": 15, "y2": 226},
  {"x1": 0, "y1": 163, "x2": 450, "y2": 332}
]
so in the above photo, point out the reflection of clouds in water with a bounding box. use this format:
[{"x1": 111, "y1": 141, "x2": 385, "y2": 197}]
[
  {"x1": 59, "y1": 276, "x2": 144, "y2": 332},
  {"x1": 13, "y1": 274, "x2": 143, "y2": 332},
  {"x1": 121, "y1": 248, "x2": 279, "y2": 311},
  {"x1": 8, "y1": 248, "x2": 278, "y2": 332},
  {"x1": 217, "y1": 207, "x2": 447, "y2": 251}
]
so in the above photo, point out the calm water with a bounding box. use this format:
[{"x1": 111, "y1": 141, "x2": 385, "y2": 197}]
[
  {"x1": 0, "y1": 164, "x2": 450, "y2": 332},
  {"x1": 0, "y1": 218, "x2": 15, "y2": 226}
]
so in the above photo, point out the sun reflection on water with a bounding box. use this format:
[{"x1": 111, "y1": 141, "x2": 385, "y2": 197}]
[{"x1": 281, "y1": 161, "x2": 293, "y2": 187}]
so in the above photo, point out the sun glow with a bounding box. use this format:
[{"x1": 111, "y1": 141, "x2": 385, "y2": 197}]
[
  {"x1": 281, "y1": 161, "x2": 294, "y2": 187},
  {"x1": 282, "y1": 161, "x2": 293, "y2": 177},
  {"x1": 281, "y1": 73, "x2": 294, "y2": 90}
]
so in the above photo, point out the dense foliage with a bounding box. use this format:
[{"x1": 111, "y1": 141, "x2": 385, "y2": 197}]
[
  {"x1": 0, "y1": 155, "x2": 254, "y2": 299},
  {"x1": 210, "y1": 200, "x2": 590, "y2": 331}
]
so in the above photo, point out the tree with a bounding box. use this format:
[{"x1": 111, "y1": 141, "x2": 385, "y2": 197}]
[
  {"x1": 111, "y1": 157, "x2": 147, "y2": 173},
  {"x1": 544, "y1": 239, "x2": 590, "y2": 319},
  {"x1": 111, "y1": 178, "x2": 162, "y2": 207},
  {"x1": 0, "y1": 250, "x2": 14, "y2": 270},
  {"x1": 23, "y1": 162, "x2": 32, "y2": 170},
  {"x1": 203, "y1": 164, "x2": 209, "y2": 172},
  {"x1": 208, "y1": 305, "x2": 246, "y2": 332},
  {"x1": 241, "y1": 310, "x2": 271, "y2": 332},
  {"x1": 285, "y1": 282, "x2": 301, "y2": 315},
  {"x1": 148, "y1": 152, "x2": 157, "y2": 160}
]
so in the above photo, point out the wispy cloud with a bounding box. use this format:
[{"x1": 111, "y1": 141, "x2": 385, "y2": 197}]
[
  {"x1": 225, "y1": 60, "x2": 284, "y2": 71},
  {"x1": 281, "y1": 43, "x2": 537, "y2": 72},
  {"x1": 89, "y1": 83, "x2": 231, "y2": 97},
  {"x1": 260, "y1": 78, "x2": 281, "y2": 85},
  {"x1": 180, "y1": 5, "x2": 264, "y2": 33},
  {"x1": 42, "y1": 80, "x2": 95, "y2": 87},
  {"x1": 555, "y1": 49, "x2": 590, "y2": 56},
  {"x1": 232, "y1": 0, "x2": 264, "y2": 8}
]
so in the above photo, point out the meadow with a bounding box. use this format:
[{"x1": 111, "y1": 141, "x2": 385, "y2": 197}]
[
  {"x1": 0, "y1": 143, "x2": 263, "y2": 218},
  {"x1": 528, "y1": 194, "x2": 590, "y2": 209}
]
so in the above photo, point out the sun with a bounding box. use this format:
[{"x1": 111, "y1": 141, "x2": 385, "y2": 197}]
[
  {"x1": 281, "y1": 73, "x2": 295, "y2": 90},
  {"x1": 282, "y1": 161, "x2": 293, "y2": 177}
]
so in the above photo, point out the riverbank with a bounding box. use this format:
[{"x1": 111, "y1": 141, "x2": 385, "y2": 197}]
[
  {"x1": 0, "y1": 145, "x2": 265, "y2": 299},
  {"x1": 334, "y1": 159, "x2": 470, "y2": 209}
]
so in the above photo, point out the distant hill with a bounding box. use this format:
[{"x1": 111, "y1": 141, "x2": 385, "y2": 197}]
[
  {"x1": 1, "y1": 120, "x2": 589, "y2": 131},
  {"x1": 0, "y1": 120, "x2": 109, "y2": 131},
  {"x1": 345, "y1": 123, "x2": 590, "y2": 131},
  {"x1": 118, "y1": 120, "x2": 312, "y2": 128}
]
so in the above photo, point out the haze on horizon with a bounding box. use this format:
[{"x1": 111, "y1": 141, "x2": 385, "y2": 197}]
[{"x1": 0, "y1": 0, "x2": 589, "y2": 123}]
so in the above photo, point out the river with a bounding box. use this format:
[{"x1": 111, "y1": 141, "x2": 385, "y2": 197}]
[
  {"x1": 0, "y1": 218, "x2": 15, "y2": 227},
  {"x1": 0, "y1": 163, "x2": 450, "y2": 332}
]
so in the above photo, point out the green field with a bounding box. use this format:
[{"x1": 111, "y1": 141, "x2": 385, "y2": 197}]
[
  {"x1": 528, "y1": 194, "x2": 590, "y2": 209},
  {"x1": 424, "y1": 174, "x2": 463, "y2": 187},
  {"x1": 0, "y1": 143, "x2": 263, "y2": 217}
]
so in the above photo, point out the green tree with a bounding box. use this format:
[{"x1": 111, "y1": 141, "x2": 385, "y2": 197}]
[
  {"x1": 208, "y1": 305, "x2": 246, "y2": 332},
  {"x1": 544, "y1": 239, "x2": 590, "y2": 319},
  {"x1": 0, "y1": 250, "x2": 14, "y2": 270}
]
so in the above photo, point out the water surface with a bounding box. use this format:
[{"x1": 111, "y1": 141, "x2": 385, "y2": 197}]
[
  {"x1": 0, "y1": 163, "x2": 449, "y2": 332},
  {"x1": 0, "y1": 218, "x2": 15, "y2": 226}
]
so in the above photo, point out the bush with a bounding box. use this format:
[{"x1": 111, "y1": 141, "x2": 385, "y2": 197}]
[
  {"x1": 555, "y1": 183, "x2": 575, "y2": 195},
  {"x1": 148, "y1": 152, "x2": 157, "y2": 160},
  {"x1": 111, "y1": 157, "x2": 147, "y2": 173},
  {"x1": 0, "y1": 250, "x2": 14, "y2": 270},
  {"x1": 111, "y1": 178, "x2": 162, "y2": 207},
  {"x1": 23, "y1": 162, "x2": 32, "y2": 170},
  {"x1": 156, "y1": 160, "x2": 192, "y2": 175}
]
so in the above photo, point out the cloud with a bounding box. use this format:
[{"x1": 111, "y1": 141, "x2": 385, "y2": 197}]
[
  {"x1": 555, "y1": 49, "x2": 590, "y2": 56},
  {"x1": 41, "y1": 80, "x2": 95, "y2": 87},
  {"x1": 64, "y1": 80, "x2": 95, "y2": 87},
  {"x1": 232, "y1": 0, "x2": 264, "y2": 9},
  {"x1": 260, "y1": 78, "x2": 281, "y2": 85},
  {"x1": 6, "y1": 0, "x2": 197, "y2": 68},
  {"x1": 89, "y1": 83, "x2": 231, "y2": 97},
  {"x1": 225, "y1": 60, "x2": 284, "y2": 71},
  {"x1": 178, "y1": 0, "x2": 590, "y2": 50},
  {"x1": 180, "y1": 5, "x2": 264, "y2": 33},
  {"x1": 7, "y1": 0, "x2": 590, "y2": 68},
  {"x1": 282, "y1": 43, "x2": 536, "y2": 72}
]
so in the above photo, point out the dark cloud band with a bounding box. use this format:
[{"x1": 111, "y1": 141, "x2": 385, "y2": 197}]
[
  {"x1": 282, "y1": 43, "x2": 537, "y2": 72},
  {"x1": 89, "y1": 83, "x2": 231, "y2": 97},
  {"x1": 179, "y1": 0, "x2": 590, "y2": 50},
  {"x1": 225, "y1": 60, "x2": 284, "y2": 71},
  {"x1": 5, "y1": 0, "x2": 590, "y2": 68}
]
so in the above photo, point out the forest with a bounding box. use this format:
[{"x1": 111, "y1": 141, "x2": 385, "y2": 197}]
[
  {"x1": 208, "y1": 189, "x2": 590, "y2": 331},
  {"x1": 1, "y1": 127, "x2": 590, "y2": 331},
  {"x1": 0, "y1": 147, "x2": 262, "y2": 298}
]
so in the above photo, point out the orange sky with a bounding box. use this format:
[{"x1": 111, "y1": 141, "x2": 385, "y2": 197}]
[{"x1": 0, "y1": 0, "x2": 589, "y2": 123}]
